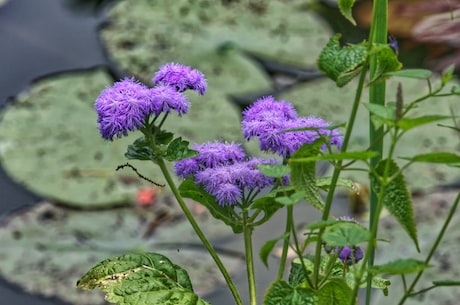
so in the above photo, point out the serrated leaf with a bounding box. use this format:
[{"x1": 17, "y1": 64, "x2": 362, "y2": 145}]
[
  {"x1": 338, "y1": 0, "x2": 356, "y2": 26},
  {"x1": 373, "y1": 159, "x2": 419, "y2": 252},
  {"x1": 77, "y1": 252, "x2": 210, "y2": 305},
  {"x1": 322, "y1": 222, "x2": 370, "y2": 246},
  {"x1": 178, "y1": 179, "x2": 242, "y2": 233},
  {"x1": 125, "y1": 136, "x2": 155, "y2": 161},
  {"x1": 317, "y1": 278, "x2": 353, "y2": 305},
  {"x1": 289, "y1": 142, "x2": 324, "y2": 210},
  {"x1": 153, "y1": 127, "x2": 174, "y2": 145},
  {"x1": 260, "y1": 233, "x2": 290, "y2": 268},
  {"x1": 165, "y1": 137, "x2": 198, "y2": 162},
  {"x1": 256, "y1": 164, "x2": 291, "y2": 178},
  {"x1": 317, "y1": 34, "x2": 368, "y2": 87},
  {"x1": 397, "y1": 115, "x2": 451, "y2": 131},
  {"x1": 385, "y1": 69, "x2": 432, "y2": 79},
  {"x1": 316, "y1": 177, "x2": 359, "y2": 193},
  {"x1": 263, "y1": 280, "x2": 317, "y2": 305},
  {"x1": 369, "y1": 45, "x2": 403, "y2": 84},
  {"x1": 370, "y1": 258, "x2": 429, "y2": 275},
  {"x1": 400, "y1": 152, "x2": 460, "y2": 164}
]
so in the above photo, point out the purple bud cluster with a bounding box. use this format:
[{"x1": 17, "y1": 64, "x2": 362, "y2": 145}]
[
  {"x1": 95, "y1": 63, "x2": 207, "y2": 140},
  {"x1": 174, "y1": 141, "x2": 280, "y2": 206},
  {"x1": 242, "y1": 96, "x2": 342, "y2": 157},
  {"x1": 336, "y1": 216, "x2": 364, "y2": 265}
]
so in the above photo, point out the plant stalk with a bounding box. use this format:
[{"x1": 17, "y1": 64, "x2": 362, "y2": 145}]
[{"x1": 243, "y1": 210, "x2": 257, "y2": 305}]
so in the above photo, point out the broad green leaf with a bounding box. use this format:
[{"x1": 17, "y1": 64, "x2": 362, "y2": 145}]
[
  {"x1": 363, "y1": 103, "x2": 395, "y2": 121},
  {"x1": 178, "y1": 179, "x2": 242, "y2": 233},
  {"x1": 373, "y1": 159, "x2": 420, "y2": 252},
  {"x1": 401, "y1": 152, "x2": 460, "y2": 164},
  {"x1": 322, "y1": 222, "x2": 370, "y2": 246},
  {"x1": 317, "y1": 278, "x2": 353, "y2": 305},
  {"x1": 165, "y1": 137, "x2": 198, "y2": 161},
  {"x1": 370, "y1": 259, "x2": 429, "y2": 275},
  {"x1": 369, "y1": 45, "x2": 403, "y2": 84},
  {"x1": 317, "y1": 34, "x2": 368, "y2": 87},
  {"x1": 260, "y1": 233, "x2": 290, "y2": 268},
  {"x1": 397, "y1": 115, "x2": 452, "y2": 131},
  {"x1": 263, "y1": 280, "x2": 317, "y2": 305},
  {"x1": 289, "y1": 142, "x2": 324, "y2": 210},
  {"x1": 275, "y1": 191, "x2": 306, "y2": 206},
  {"x1": 305, "y1": 219, "x2": 338, "y2": 231},
  {"x1": 125, "y1": 137, "x2": 155, "y2": 161},
  {"x1": 256, "y1": 164, "x2": 291, "y2": 178},
  {"x1": 338, "y1": 0, "x2": 356, "y2": 25},
  {"x1": 77, "y1": 252, "x2": 210, "y2": 305},
  {"x1": 153, "y1": 127, "x2": 174, "y2": 145},
  {"x1": 385, "y1": 69, "x2": 432, "y2": 79},
  {"x1": 289, "y1": 151, "x2": 378, "y2": 162}
]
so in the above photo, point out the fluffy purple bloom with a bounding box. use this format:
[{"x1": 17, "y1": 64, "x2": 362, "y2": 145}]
[
  {"x1": 147, "y1": 85, "x2": 190, "y2": 116},
  {"x1": 95, "y1": 77, "x2": 150, "y2": 140},
  {"x1": 192, "y1": 141, "x2": 246, "y2": 168},
  {"x1": 242, "y1": 96, "x2": 342, "y2": 157},
  {"x1": 153, "y1": 63, "x2": 207, "y2": 95}
]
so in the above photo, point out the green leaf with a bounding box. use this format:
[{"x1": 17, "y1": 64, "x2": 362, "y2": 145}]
[
  {"x1": 305, "y1": 219, "x2": 338, "y2": 231},
  {"x1": 373, "y1": 159, "x2": 420, "y2": 252},
  {"x1": 165, "y1": 137, "x2": 198, "y2": 162},
  {"x1": 178, "y1": 179, "x2": 243, "y2": 233},
  {"x1": 369, "y1": 45, "x2": 403, "y2": 84},
  {"x1": 256, "y1": 164, "x2": 291, "y2": 178},
  {"x1": 317, "y1": 34, "x2": 368, "y2": 87},
  {"x1": 385, "y1": 69, "x2": 432, "y2": 79},
  {"x1": 370, "y1": 259, "x2": 429, "y2": 275},
  {"x1": 289, "y1": 142, "x2": 324, "y2": 210},
  {"x1": 263, "y1": 280, "x2": 317, "y2": 305},
  {"x1": 401, "y1": 152, "x2": 460, "y2": 164},
  {"x1": 441, "y1": 64, "x2": 455, "y2": 85},
  {"x1": 363, "y1": 103, "x2": 395, "y2": 121},
  {"x1": 316, "y1": 177, "x2": 359, "y2": 193},
  {"x1": 397, "y1": 115, "x2": 452, "y2": 131},
  {"x1": 338, "y1": 0, "x2": 356, "y2": 25},
  {"x1": 451, "y1": 85, "x2": 460, "y2": 95},
  {"x1": 125, "y1": 136, "x2": 155, "y2": 161},
  {"x1": 322, "y1": 222, "x2": 370, "y2": 246},
  {"x1": 260, "y1": 233, "x2": 290, "y2": 268},
  {"x1": 289, "y1": 151, "x2": 378, "y2": 162},
  {"x1": 317, "y1": 278, "x2": 353, "y2": 305},
  {"x1": 275, "y1": 191, "x2": 306, "y2": 206},
  {"x1": 77, "y1": 252, "x2": 210, "y2": 305},
  {"x1": 250, "y1": 195, "x2": 283, "y2": 225},
  {"x1": 153, "y1": 127, "x2": 174, "y2": 145}
]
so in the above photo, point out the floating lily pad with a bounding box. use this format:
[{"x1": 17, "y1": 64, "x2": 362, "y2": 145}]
[
  {"x1": 0, "y1": 199, "x2": 241, "y2": 305},
  {"x1": 0, "y1": 68, "x2": 245, "y2": 207}
]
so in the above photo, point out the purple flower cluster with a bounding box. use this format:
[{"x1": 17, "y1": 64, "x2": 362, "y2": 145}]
[
  {"x1": 242, "y1": 96, "x2": 342, "y2": 157},
  {"x1": 95, "y1": 63, "x2": 207, "y2": 140},
  {"x1": 174, "y1": 141, "x2": 280, "y2": 206}
]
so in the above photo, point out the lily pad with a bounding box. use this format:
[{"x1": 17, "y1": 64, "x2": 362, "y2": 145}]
[
  {"x1": 0, "y1": 199, "x2": 241, "y2": 305},
  {"x1": 0, "y1": 69, "x2": 244, "y2": 207}
]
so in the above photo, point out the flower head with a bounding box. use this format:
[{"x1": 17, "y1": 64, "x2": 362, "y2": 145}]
[
  {"x1": 147, "y1": 85, "x2": 190, "y2": 116},
  {"x1": 338, "y1": 246, "x2": 364, "y2": 265},
  {"x1": 95, "y1": 77, "x2": 150, "y2": 140},
  {"x1": 153, "y1": 63, "x2": 207, "y2": 95},
  {"x1": 242, "y1": 96, "x2": 342, "y2": 157}
]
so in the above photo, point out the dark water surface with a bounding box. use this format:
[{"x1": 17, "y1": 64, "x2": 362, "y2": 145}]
[{"x1": 0, "y1": 0, "x2": 112, "y2": 304}]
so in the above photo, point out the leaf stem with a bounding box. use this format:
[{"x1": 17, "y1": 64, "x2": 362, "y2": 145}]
[
  {"x1": 156, "y1": 158, "x2": 244, "y2": 305},
  {"x1": 243, "y1": 210, "x2": 257, "y2": 305}
]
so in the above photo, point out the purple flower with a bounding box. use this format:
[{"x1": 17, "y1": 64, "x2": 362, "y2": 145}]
[
  {"x1": 192, "y1": 141, "x2": 246, "y2": 168},
  {"x1": 338, "y1": 246, "x2": 364, "y2": 265},
  {"x1": 242, "y1": 96, "x2": 342, "y2": 157},
  {"x1": 95, "y1": 77, "x2": 150, "y2": 140},
  {"x1": 147, "y1": 85, "x2": 190, "y2": 116},
  {"x1": 153, "y1": 63, "x2": 207, "y2": 95}
]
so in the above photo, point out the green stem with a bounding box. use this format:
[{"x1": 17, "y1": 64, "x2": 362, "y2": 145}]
[
  {"x1": 156, "y1": 158, "x2": 244, "y2": 305},
  {"x1": 277, "y1": 207, "x2": 291, "y2": 281},
  {"x1": 367, "y1": 0, "x2": 388, "y2": 303},
  {"x1": 243, "y1": 210, "x2": 257, "y2": 305},
  {"x1": 312, "y1": 57, "x2": 369, "y2": 286},
  {"x1": 397, "y1": 191, "x2": 460, "y2": 305}
]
